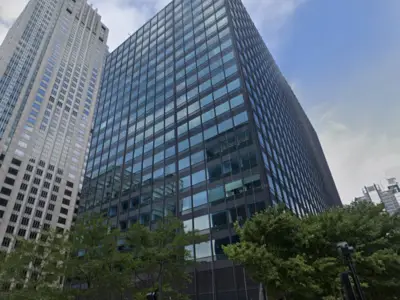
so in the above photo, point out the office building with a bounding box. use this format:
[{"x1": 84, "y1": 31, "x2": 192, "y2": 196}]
[
  {"x1": 80, "y1": 0, "x2": 341, "y2": 298},
  {"x1": 356, "y1": 178, "x2": 400, "y2": 215},
  {"x1": 0, "y1": 0, "x2": 108, "y2": 250}
]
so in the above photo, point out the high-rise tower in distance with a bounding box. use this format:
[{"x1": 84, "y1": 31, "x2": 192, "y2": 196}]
[
  {"x1": 0, "y1": 0, "x2": 108, "y2": 250},
  {"x1": 356, "y1": 178, "x2": 400, "y2": 215},
  {"x1": 80, "y1": 0, "x2": 341, "y2": 298}
]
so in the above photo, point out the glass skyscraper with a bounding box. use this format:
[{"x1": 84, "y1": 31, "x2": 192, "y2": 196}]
[
  {"x1": 0, "y1": 0, "x2": 108, "y2": 250},
  {"x1": 81, "y1": 0, "x2": 341, "y2": 298}
]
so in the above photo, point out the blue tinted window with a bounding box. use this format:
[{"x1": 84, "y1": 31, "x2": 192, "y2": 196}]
[
  {"x1": 180, "y1": 175, "x2": 191, "y2": 190},
  {"x1": 230, "y1": 94, "x2": 244, "y2": 108},
  {"x1": 153, "y1": 167, "x2": 164, "y2": 178},
  {"x1": 218, "y1": 118, "x2": 233, "y2": 133},
  {"x1": 178, "y1": 123, "x2": 188, "y2": 136},
  {"x1": 201, "y1": 108, "x2": 215, "y2": 123},
  {"x1": 200, "y1": 93, "x2": 213, "y2": 107},
  {"x1": 199, "y1": 80, "x2": 211, "y2": 93},
  {"x1": 179, "y1": 157, "x2": 190, "y2": 170},
  {"x1": 32, "y1": 103, "x2": 41, "y2": 111},
  {"x1": 165, "y1": 145, "x2": 175, "y2": 158},
  {"x1": 225, "y1": 64, "x2": 237, "y2": 77},
  {"x1": 211, "y1": 71, "x2": 224, "y2": 85},
  {"x1": 233, "y1": 111, "x2": 248, "y2": 126},
  {"x1": 227, "y1": 78, "x2": 241, "y2": 92},
  {"x1": 142, "y1": 157, "x2": 152, "y2": 169},
  {"x1": 191, "y1": 150, "x2": 204, "y2": 164},
  {"x1": 165, "y1": 129, "x2": 175, "y2": 141},
  {"x1": 208, "y1": 186, "x2": 225, "y2": 202},
  {"x1": 190, "y1": 132, "x2": 203, "y2": 146},
  {"x1": 38, "y1": 89, "x2": 46, "y2": 96},
  {"x1": 154, "y1": 151, "x2": 164, "y2": 164},
  {"x1": 193, "y1": 191, "x2": 207, "y2": 207},
  {"x1": 181, "y1": 196, "x2": 192, "y2": 212},
  {"x1": 165, "y1": 163, "x2": 176, "y2": 175},
  {"x1": 203, "y1": 126, "x2": 217, "y2": 140},
  {"x1": 154, "y1": 135, "x2": 164, "y2": 148},
  {"x1": 189, "y1": 116, "x2": 201, "y2": 130},
  {"x1": 215, "y1": 101, "x2": 230, "y2": 116},
  {"x1": 192, "y1": 169, "x2": 206, "y2": 185},
  {"x1": 179, "y1": 139, "x2": 189, "y2": 152}
]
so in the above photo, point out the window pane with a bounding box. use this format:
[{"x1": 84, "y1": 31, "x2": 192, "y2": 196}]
[
  {"x1": 142, "y1": 157, "x2": 152, "y2": 169},
  {"x1": 233, "y1": 111, "x2": 248, "y2": 126},
  {"x1": 208, "y1": 186, "x2": 225, "y2": 203},
  {"x1": 190, "y1": 132, "x2": 203, "y2": 146},
  {"x1": 192, "y1": 169, "x2": 206, "y2": 185},
  {"x1": 178, "y1": 123, "x2": 188, "y2": 136},
  {"x1": 188, "y1": 101, "x2": 200, "y2": 115},
  {"x1": 215, "y1": 101, "x2": 230, "y2": 116},
  {"x1": 218, "y1": 118, "x2": 233, "y2": 133},
  {"x1": 154, "y1": 151, "x2": 164, "y2": 164},
  {"x1": 230, "y1": 94, "x2": 244, "y2": 108},
  {"x1": 180, "y1": 175, "x2": 191, "y2": 190},
  {"x1": 203, "y1": 126, "x2": 217, "y2": 140},
  {"x1": 191, "y1": 150, "x2": 204, "y2": 164},
  {"x1": 201, "y1": 108, "x2": 215, "y2": 123},
  {"x1": 179, "y1": 139, "x2": 189, "y2": 152},
  {"x1": 165, "y1": 145, "x2": 175, "y2": 158},
  {"x1": 211, "y1": 211, "x2": 227, "y2": 227},
  {"x1": 179, "y1": 156, "x2": 190, "y2": 170},
  {"x1": 193, "y1": 190, "x2": 207, "y2": 207},
  {"x1": 180, "y1": 196, "x2": 192, "y2": 212},
  {"x1": 193, "y1": 215, "x2": 209, "y2": 231},
  {"x1": 200, "y1": 93, "x2": 213, "y2": 107},
  {"x1": 177, "y1": 107, "x2": 187, "y2": 120},
  {"x1": 165, "y1": 162, "x2": 176, "y2": 175},
  {"x1": 183, "y1": 219, "x2": 193, "y2": 232},
  {"x1": 189, "y1": 116, "x2": 201, "y2": 130},
  {"x1": 213, "y1": 85, "x2": 227, "y2": 100},
  {"x1": 196, "y1": 241, "x2": 212, "y2": 260}
]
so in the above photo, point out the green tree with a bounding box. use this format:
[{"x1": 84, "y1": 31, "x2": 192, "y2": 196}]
[
  {"x1": 0, "y1": 214, "x2": 203, "y2": 300},
  {"x1": 62, "y1": 214, "x2": 134, "y2": 300},
  {"x1": 223, "y1": 201, "x2": 400, "y2": 300},
  {"x1": 125, "y1": 216, "x2": 205, "y2": 300},
  {"x1": 0, "y1": 230, "x2": 70, "y2": 300}
]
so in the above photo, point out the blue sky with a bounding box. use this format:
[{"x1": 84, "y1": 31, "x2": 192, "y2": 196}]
[
  {"x1": 275, "y1": 0, "x2": 400, "y2": 203},
  {"x1": 1, "y1": 0, "x2": 399, "y2": 203}
]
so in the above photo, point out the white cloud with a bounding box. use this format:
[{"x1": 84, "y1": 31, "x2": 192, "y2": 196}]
[
  {"x1": 243, "y1": 0, "x2": 306, "y2": 52},
  {"x1": 0, "y1": 0, "x2": 305, "y2": 51},
  {"x1": 305, "y1": 39, "x2": 400, "y2": 204},
  {"x1": 309, "y1": 105, "x2": 400, "y2": 204},
  {"x1": 0, "y1": 0, "x2": 29, "y2": 43},
  {"x1": 89, "y1": 0, "x2": 153, "y2": 50}
]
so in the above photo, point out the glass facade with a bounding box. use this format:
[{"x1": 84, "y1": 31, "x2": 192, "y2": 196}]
[{"x1": 81, "y1": 0, "x2": 341, "y2": 298}]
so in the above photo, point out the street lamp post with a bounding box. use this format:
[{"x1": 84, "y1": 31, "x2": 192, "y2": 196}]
[{"x1": 337, "y1": 242, "x2": 366, "y2": 300}]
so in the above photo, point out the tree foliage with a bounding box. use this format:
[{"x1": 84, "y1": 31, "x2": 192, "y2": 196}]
[
  {"x1": 0, "y1": 215, "x2": 203, "y2": 300},
  {"x1": 125, "y1": 217, "x2": 205, "y2": 300},
  {"x1": 0, "y1": 230, "x2": 69, "y2": 300},
  {"x1": 223, "y1": 201, "x2": 400, "y2": 300}
]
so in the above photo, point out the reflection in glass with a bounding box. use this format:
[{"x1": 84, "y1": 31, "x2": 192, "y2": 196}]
[
  {"x1": 192, "y1": 169, "x2": 206, "y2": 185},
  {"x1": 183, "y1": 219, "x2": 193, "y2": 233},
  {"x1": 193, "y1": 190, "x2": 207, "y2": 208},
  {"x1": 180, "y1": 196, "x2": 192, "y2": 213},
  {"x1": 193, "y1": 215, "x2": 209, "y2": 231},
  {"x1": 195, "y1": 241, "x2": 212, "y2": 261}
]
